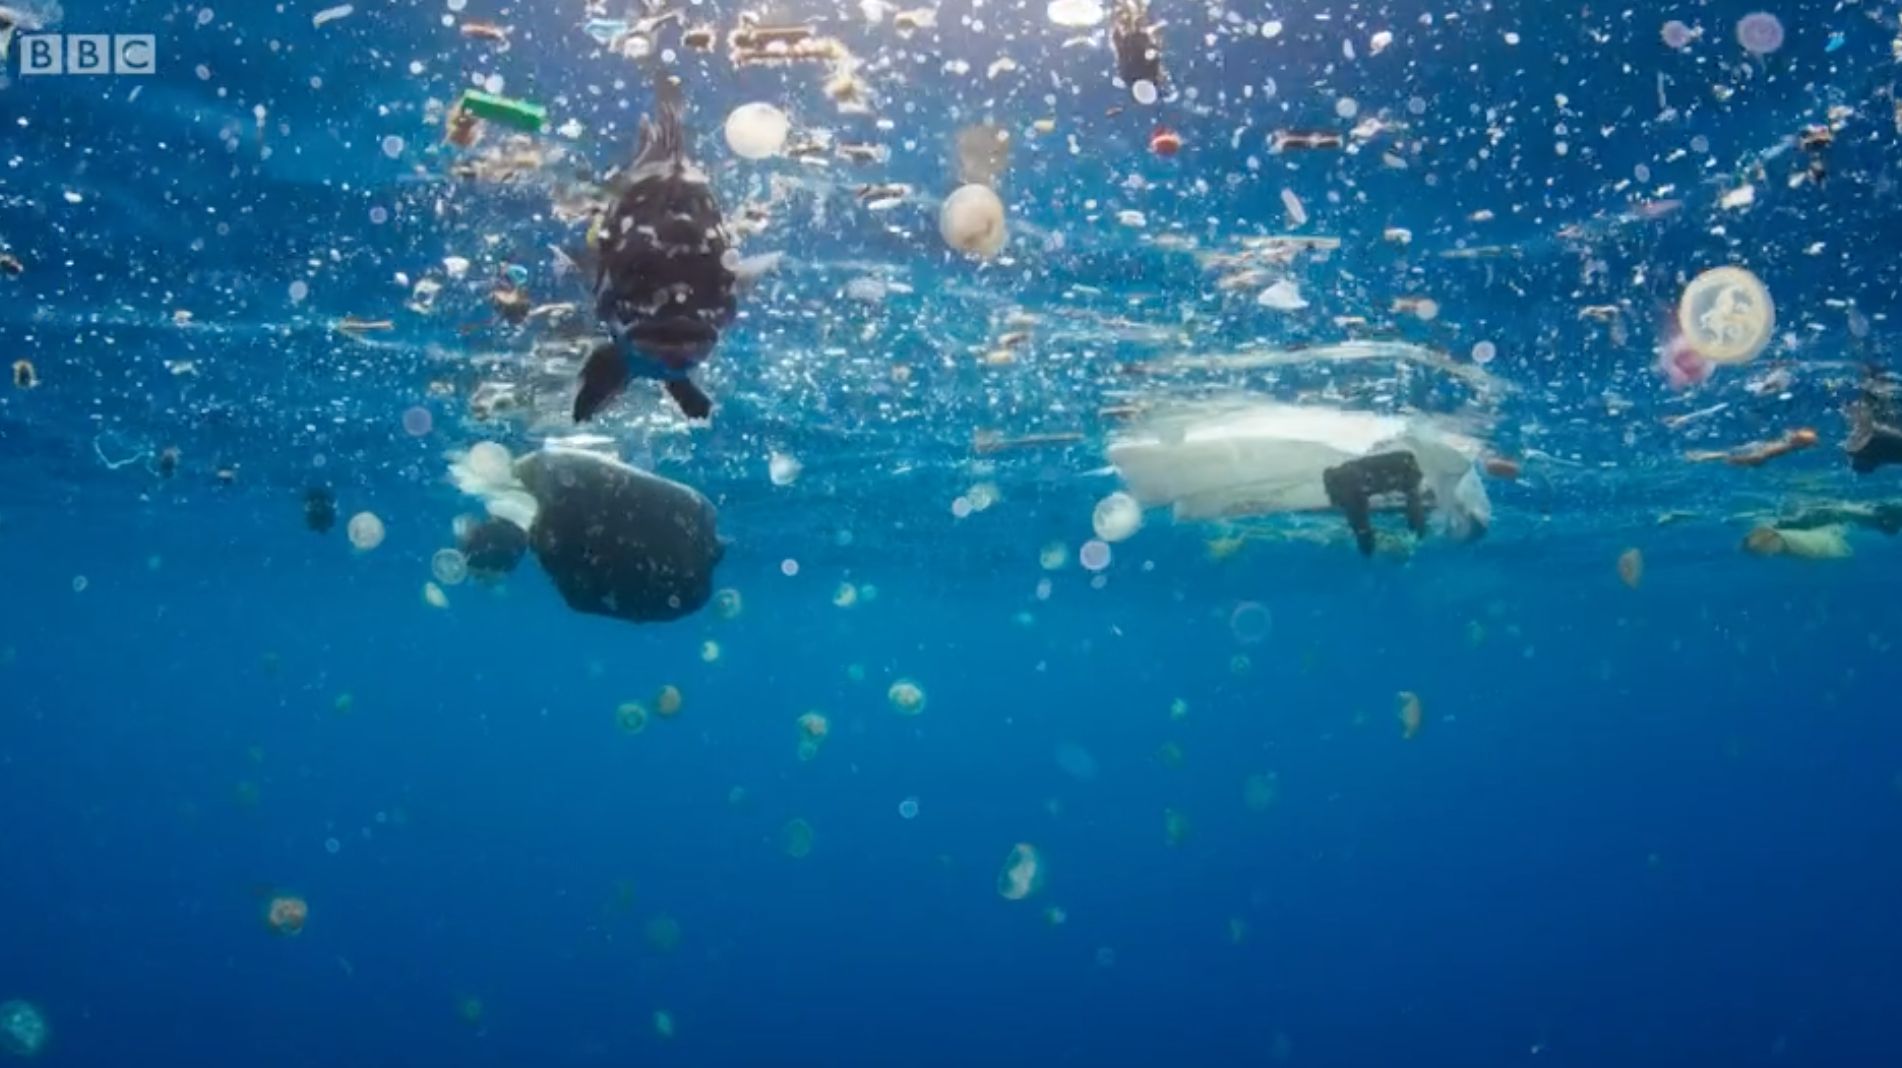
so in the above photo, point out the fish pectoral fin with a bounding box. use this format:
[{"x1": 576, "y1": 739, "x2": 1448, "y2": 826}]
[
  {"x1": 574, "y1": 341, "x2": 631, "y2": 423},
  {"x1": 664, "y1": 377, "x2": 714, "y2": 420},
  {"x1": 732, "y1": 252, "x2": 784, "y2": 291}
]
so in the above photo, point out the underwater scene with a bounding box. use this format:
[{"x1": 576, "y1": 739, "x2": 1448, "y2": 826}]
[{"x1": 5, "y1": 0, "x2": 1902, "y2": 1064}]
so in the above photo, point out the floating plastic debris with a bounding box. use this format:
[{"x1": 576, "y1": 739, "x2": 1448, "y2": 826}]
[
  {"x1": 454, "y1": 90, "x2": 546, "y2": 134},
  {"x1": 1257, "y1": 279, "x2": 1308, "y2": 311},
  {"x1": 1046, "y1": 0, "x2": 1105, "y2": 28},
  {"x1": 312, "y1": 4, "x2": 353, "y2": 29}
]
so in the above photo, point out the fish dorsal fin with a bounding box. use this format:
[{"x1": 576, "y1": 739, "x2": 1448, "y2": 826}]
[{"x1": 632, "y1": 73, "x2": 688, "y2": 173}]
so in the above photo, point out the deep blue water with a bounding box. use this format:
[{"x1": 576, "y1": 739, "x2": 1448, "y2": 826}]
[{"x1": 7, "y1": 0, "x2": 1902, "y2": 1065}]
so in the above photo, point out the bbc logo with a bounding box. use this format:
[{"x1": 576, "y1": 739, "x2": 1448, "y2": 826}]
[{"x1": 18, "y1": 34, "x2": 156, "y2": 76}]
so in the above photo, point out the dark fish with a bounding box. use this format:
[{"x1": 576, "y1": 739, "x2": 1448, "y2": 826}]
[
  {"x1": 1111, "y1": 0, "x2": 1164, "y2": 90},
  {"x1": 515, "y1": 448, "x2": 724, "y2": 623},
  {"x1": 304, "y1": 487, "x2": 336, "y2": 533},
  {"x1": 575, "y1": 76, "x2": 741, "y2": 423}
]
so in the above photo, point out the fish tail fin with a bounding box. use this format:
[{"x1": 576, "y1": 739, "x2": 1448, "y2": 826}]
[
  {"x1": 575, "y1": 341, "x2": 631, "y2": 423},
  {"x1": 664, "y1": 377, "x2": 713, "y2": 420},
  {"x1": 634, "y1": 73, "x2": 688, "y2": 170}
]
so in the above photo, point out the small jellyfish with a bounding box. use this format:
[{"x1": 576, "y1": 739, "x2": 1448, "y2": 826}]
[
  {"x1": 1471, "y1": 341, "x2": 1497, "y2": 365},
  {"x1": 897, "y1": 796, "x2": 920, "y2": 819},
  {"x1": 456, "y1": 996, "x2": 485, "y2": 1026},
  {"x1": 1677, "y1": 266, "x2": 1775, "y2": 365},
  {"x1": 782, "y1": 817, "x2": 816, "y2": 859},
  {"x1": 797, "y1": 711, "x2": 831, "y2": 741},
  {"x1": 655, "y1": 685, "x2": 683, "y2": 718},
  {"x1": 347, "y1": 511, "x2": 385, "y2": 551},
  {"x1": 832, "y1": 582, "x2": 859, "y2": 608},
  {"x1": 699, "y1": 640, "x2": 722, "y2": 663},
  {"x1": 996, "y1": 842, "x2": 1045, "y2": 900},
  {"x1": 713, "y1": 588, "x2": 743, "y2": 620},
  {"x1": 616, "y1": 701, "x2": 650, "y2": 735},
  {"x1": 1397, "y1": 691, "x2": 1423, "y2": 740},
  {"x1": 0, "y1": 1000, "x2": 50, "y2": 1058},
  {"x1": 265, "y1": 894, "x2": 309, "y2": 935},
  {"x1": 11, "y1": 359, "x2": 37, "y2": 389},
  {"x1": 156, "y1": 445, "x2": 180, "y2": 478},
  {"x1": 1039, "y1": 541, "x2": 1068, "y2": 570},
  {"x1": 1055, "y1": 742, "x2": 1099, "y2": 782},
  {"x1": 652, "y1": 1010, "x2": 676, "y2": 1040},
  {"x1": 1617, "y1": 547, "x2": 1644, "y2": 589},
  {"x1": 431, "y1": 548, "x2": 469, "y2": 586},
  {"x1": 1660, "y1": 19, "x2": 1698, "y2": 49},
  {"x1": 1079, "y1": 539, "x2": 1112, "y2": 571},
  {"x1": 724, "y1": 102, "x2": 790, "y2": 160},
  {"x1": 888, "y1": 678, "x2": 927, "y2": 715},
  {"x1": 1229, "y1": 602, "x2": 1273, "y2": 644},
  {"x1": 1148, "y1": 125, "x2": 1181, "y2": 157},
  {"x1": 1735, "y1": 12, "x2": 1784, "y2": 55},
  {"x1": 401, "y1": 406, "x2": 433, "y2": 436},
  {"x1": 767, "y1": 451, "x2": 803, "y2": 486},
  {"x1": 422, "y1": 581, "x2": 449, "y2": 608},
  {"x1": 1092, "y1": 491, "x2": 1144, "y2": 542},
  {"x1": 940, "y1": 183, "x2": 1008, "y2": 258}
]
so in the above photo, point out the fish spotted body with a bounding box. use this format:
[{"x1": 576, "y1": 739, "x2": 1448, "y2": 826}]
[{"x1": 576, "y1": 76, "x2": 737, "y2": 422}]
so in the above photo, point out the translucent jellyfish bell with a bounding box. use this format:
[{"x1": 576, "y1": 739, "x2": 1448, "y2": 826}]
[
  {"x1": 939, "y1": 184, "x2": 1008, "y2": 258},
  {"x1": 724, "y1": 102, "x2": 790, "y2": 160},
  {"x1": 1677, "y1": 266, "x2": 1775, "y2": 364},
  {"x1": 997, "y1": 842, "x2": 1044, "y2": 900}
]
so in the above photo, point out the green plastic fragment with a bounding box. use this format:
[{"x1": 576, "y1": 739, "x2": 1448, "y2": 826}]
[{"x1": 455, "y1": 90, "x2": 547, "y2": 133}]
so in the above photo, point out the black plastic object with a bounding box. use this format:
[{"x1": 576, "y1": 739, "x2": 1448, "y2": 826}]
[{"x1": 1322, "y1": 451, "x2": 1426, "y2": 556}]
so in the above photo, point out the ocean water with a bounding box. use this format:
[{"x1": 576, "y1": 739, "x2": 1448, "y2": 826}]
[{"x1": 6, "y1": 1, "x2": 1902, "y2": 1065}]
